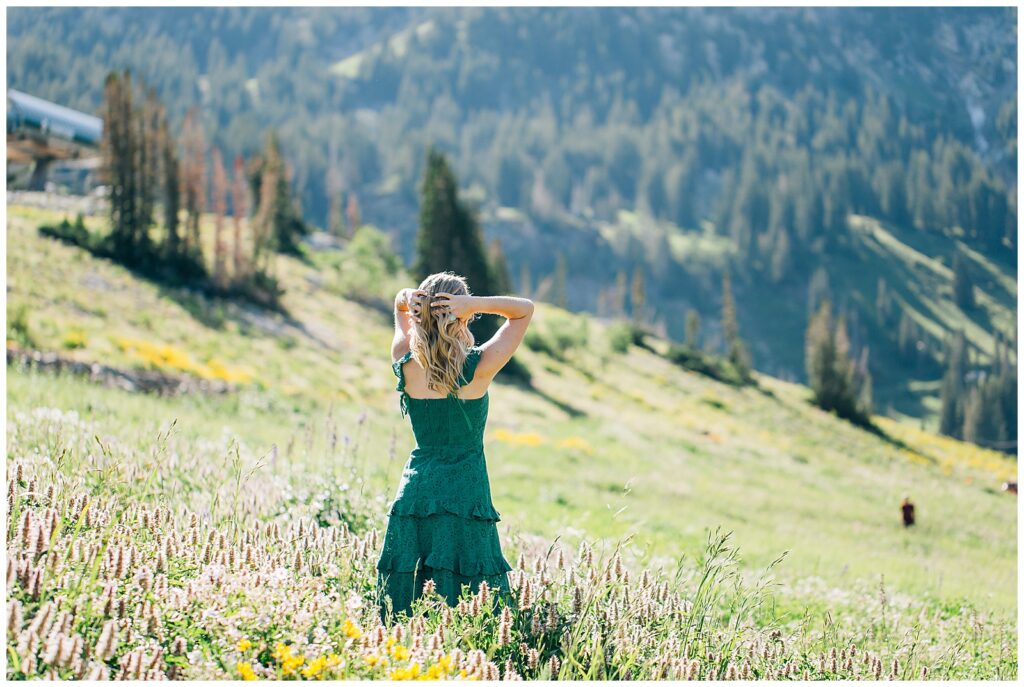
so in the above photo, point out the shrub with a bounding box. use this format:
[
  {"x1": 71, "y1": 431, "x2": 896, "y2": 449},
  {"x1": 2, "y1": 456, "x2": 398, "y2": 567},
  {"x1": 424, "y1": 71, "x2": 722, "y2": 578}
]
[
  {"x1": 664, "y1": 343, "x2": 746, "y2": 386},
  {"x1": 38, "y1": 214, "x2": 91, "y2": 248},
  {"x1": 524, "y1": 311, "x2": 589, "y2": 361},
  {"x1": 61, "y1": 329, "x2": 88, "y2": 350},
  {"x1": 608, "y1": 321, "x2": 645, "y2": 354},
  {"x1": 332, "y1": 225, "x2": 403, "y2": 302},
  {"x1": 7, "y1": 303, "x2": 34, "y2": 348}
]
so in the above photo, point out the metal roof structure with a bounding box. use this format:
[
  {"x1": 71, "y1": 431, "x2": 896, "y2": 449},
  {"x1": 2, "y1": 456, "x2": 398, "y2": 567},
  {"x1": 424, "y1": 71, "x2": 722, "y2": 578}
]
[{"x1": 7, "y1": 89, "x2": 103, "y2": 147}]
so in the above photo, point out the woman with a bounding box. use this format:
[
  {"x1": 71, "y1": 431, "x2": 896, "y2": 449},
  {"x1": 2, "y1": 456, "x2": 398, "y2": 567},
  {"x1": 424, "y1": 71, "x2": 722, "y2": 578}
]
[{"x1": 376, "y1": 271, "x2": 534, "y2": 622}]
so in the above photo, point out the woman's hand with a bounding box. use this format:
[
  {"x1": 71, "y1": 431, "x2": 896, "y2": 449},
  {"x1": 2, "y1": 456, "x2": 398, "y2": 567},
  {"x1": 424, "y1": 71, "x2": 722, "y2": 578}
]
[
  {"x1": 396, "y1": 289, "x2": 428, "y2": 322},
  {"x1": 430, "y1": 293, "x2": 477, "y2": 321}
]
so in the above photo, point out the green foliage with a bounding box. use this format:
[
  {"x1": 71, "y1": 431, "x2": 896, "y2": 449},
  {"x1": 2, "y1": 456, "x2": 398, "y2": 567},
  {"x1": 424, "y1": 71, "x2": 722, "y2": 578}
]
[
  {"x1": 664, "y1": 343, "x2": 747, "y2": 386},
  {"x1": 414, "y1": 147, "x2": 493, "y2": 292},
  {"x1": 805, "y1": 300, "x2": 872, "y2": 427},
  {"x1": 7, "y1": 303, "x2": 35, "y2": 348},
  {"x1": 608, "y1": 321, "x2": 645, "y2": 354},
  {"x1": 940, "y1": 330, "x2": 1016, "y2": 451},
  {"x1": 328, "y1": 224, "x2": 403, "y2": 302},
  {"x1": 248, "y1": 131, "x2": 309, "y2": 256},
  {"x1": 952, "y1": 250, "x2": 975, "y2": 310},
  {"x1": 38, "y1": 214, "x2": 91, "y2": 248},
  {"x1": 720, "y1": 273, "x2": 752, "y2": 384},
  {"x1": 524, "y1": 311, "x2": 589, "y2": 361}
]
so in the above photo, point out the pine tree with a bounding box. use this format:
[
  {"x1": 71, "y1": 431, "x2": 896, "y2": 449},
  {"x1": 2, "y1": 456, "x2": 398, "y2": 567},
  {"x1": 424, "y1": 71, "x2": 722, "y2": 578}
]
[
  {"x1": 721, "y1": 272, "x2": 751, "y2": 382},
  {"x1": 252, "y1": 154, "x2": 278, "y2": 273},
  {"x1": 685, "y1": 309, "x2": 701, "y2": 348},
  {"x1": 875, "y1": 277, "x2": 891, "y2": 325},
  {"x1": 413, "y1": 147, "x2": 496, "y2": 340},
  {"x1": 231, "y1": 154, "x2": 248, "y2": 281},
  {"x1": 488, "y1": 238, "x2": 513, "y2": 295},
  {"x1": 180, "y1": 108, "x2": 206, "y2": 255},
  {"x1": 952, "y1": 250, "x2": 975, "y2": 310},
  {"x1": 553, "y1": 254, "x2": 568, "y2": 309},
  {"x1": 246, "y1": 132, "x2": 307, "y2": 255},
  {"x1": 938, "y1": 330, "x2": 968, "y2": 438},
  {"x1": 422, "y1": 149, "x2": 493, "y2": 294},
  {"x1": 101, "y1": 71, "x2": 136, "y2": 258},
  {"x1": 158, "y1": 107, "x2": 180, "y2": 261},
  {"x1": 630, "y1": 268, "x2": 646, "y2": 325},
  {"x1": 518, "y1": 261, "x2": 532, "y2": 299},
  {"x1": 139, "y1": 86, "x2": 161, "y2": 235},
  {"x1": 211, "y1": 147, "x2": 228, "y2": 287},
  {"x1": 613, "y1": 270, "x2": 628, "y2": 318},
  {"x1": 768, "y1": 228, "x2": 791, "y2": 284},
  {"x1": 805, "y1": 299, "x2": 870, "y2": 425},
  {"x1": 346, "y1": 192, "x2": 361, "y2": 238}
]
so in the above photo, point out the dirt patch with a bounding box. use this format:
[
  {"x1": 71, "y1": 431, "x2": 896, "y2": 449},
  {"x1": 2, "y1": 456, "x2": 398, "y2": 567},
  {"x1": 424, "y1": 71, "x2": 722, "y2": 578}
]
[{"x1": 7, "y1": 345, "x2": 236, "y2": 396}]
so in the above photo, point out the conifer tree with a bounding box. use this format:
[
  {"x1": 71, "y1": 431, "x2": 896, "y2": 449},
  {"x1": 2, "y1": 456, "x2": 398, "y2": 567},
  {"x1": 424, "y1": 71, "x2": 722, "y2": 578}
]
[
  {"x1": 345, "y1": 192, "x2": 362, "y2": 239},
  {"x1": 805, "y1": 299, "x2": 870, "y2": 425},
  {"x1": 613, "y1": 270, "x2": 628, "y2": 319},
  {"x1": 721, "y1": 272, "x2": 751, "y2": 382},
  {"x1": 231, "y1": 154, "x2": 248, "y2": 281},
  {"x1": 553, "y1": 254, "x2": 568, "y2": 309},
  {"x1": 180, "y1": 108, "x2": 206, "y2": 255},
  {"x1": 488, "y1": 238, "x2": 513, "y2": 295},
  {"x1": 630, "y1": 268, "x2": 646, "y2": 325},
  {"x1": 414, "y1": 147, "x2": 493, "y2": 293},
  {"x1": 685, "y1": 309, "x2": 701, "y2": 349},
  {"x1": 938, "y1": 330, "x2": 968, "y2": 438},
  {"x1": 413, "y1": 147, "x2": 496, "y2": 340},
  {"x1": 211, "y1": 147, "x2": 228, "y2": 287},
  {"x1": 158, "y1": 108, "x2": 180, "y2": 261},
  {"x1": 518, "y1": 261, "x2": 532, "y2": 299},
  {"x1": 952, "y1": 250, "x2": 975, "y2": 310}
]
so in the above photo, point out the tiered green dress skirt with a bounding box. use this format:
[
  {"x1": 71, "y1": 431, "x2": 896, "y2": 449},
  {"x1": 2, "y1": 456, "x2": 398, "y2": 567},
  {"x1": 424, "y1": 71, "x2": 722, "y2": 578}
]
[{"x1": 376, "y1": 347, "x2": 512, "y2": 621}]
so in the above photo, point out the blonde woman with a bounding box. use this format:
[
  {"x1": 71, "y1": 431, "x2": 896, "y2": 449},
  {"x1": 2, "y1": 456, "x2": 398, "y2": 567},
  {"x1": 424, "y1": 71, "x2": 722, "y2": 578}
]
[{"x1": 376, "y1": 271, "x2": 534, "y2": 621}]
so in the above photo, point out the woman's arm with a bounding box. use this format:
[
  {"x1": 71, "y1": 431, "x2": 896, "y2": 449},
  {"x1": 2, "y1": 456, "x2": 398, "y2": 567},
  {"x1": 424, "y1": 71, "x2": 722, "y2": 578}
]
[
  {"x1": 430, "y1": 293, "x2": 535, "y2": 381},
  {"x1": 391, "y1": 288, "x2": 426, "y2": 361}
]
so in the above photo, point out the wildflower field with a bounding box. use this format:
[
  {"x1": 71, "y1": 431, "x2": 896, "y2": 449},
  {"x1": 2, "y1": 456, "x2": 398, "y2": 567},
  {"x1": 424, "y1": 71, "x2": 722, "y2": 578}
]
[{"x1": 5, "y1": 203, "x2": 1019, "y2": 679}]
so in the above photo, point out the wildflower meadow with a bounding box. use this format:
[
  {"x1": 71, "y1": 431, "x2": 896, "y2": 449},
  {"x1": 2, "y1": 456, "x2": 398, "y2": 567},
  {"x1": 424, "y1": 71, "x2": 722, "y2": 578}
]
[{"x1": 5, "y1": 405, "x2": 1016, "y2": 680}]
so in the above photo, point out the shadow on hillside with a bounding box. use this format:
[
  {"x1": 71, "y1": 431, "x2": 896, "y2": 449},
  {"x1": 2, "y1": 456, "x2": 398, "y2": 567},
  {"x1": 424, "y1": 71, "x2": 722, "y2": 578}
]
[{"x1": 499, "y1": 375, "x2": 586, "y2": 419}]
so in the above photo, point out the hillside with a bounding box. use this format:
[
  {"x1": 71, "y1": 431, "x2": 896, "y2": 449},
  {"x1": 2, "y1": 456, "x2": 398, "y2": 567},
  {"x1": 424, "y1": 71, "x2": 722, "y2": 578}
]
[
  {"x1": 7, "y1": 202, "x2": 1017, "y2": 621},
  {"x1": 6, "y1": 7, "x2": 1018, "y2": 424}
]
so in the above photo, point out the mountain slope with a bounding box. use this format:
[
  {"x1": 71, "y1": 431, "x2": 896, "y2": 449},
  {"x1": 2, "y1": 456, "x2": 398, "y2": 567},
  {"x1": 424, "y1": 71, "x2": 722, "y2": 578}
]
[
  {"x1": 7, "y1": 7, "x2": 1017, "y2": 424},
  {"x1": 6, "y1": 202, "x2": 1017, "y2": 613}
]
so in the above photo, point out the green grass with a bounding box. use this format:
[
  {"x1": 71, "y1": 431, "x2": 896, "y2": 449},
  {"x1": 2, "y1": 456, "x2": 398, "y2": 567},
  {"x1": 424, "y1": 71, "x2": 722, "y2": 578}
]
[{"x1": 6, "y1": 202, "x2": 1017, "y2": 626}]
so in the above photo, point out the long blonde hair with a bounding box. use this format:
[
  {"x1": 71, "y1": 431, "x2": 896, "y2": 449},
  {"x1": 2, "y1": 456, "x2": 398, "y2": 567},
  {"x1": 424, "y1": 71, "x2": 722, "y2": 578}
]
[{"x1": 411, "y1": 272, "x2": 476, "y2": 395}]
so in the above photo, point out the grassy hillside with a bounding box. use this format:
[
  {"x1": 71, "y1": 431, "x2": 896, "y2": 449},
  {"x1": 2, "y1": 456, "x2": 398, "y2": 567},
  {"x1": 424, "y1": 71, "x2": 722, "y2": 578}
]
[
  {"x1": 7, "y1": 203, "x2": 1017, "y2": 617},
  {"x1": 8, "y1": 7, "x2": 1017, "y2": 426}
]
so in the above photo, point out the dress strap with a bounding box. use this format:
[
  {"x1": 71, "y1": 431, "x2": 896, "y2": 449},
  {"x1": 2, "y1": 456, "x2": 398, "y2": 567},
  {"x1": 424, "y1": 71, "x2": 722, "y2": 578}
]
[
  {"x1": 458, "y1": 346, "x2": 483, "y2": 388},
  {"x1": 392, "y1": 351, "x2": 414, "y2": 417}
]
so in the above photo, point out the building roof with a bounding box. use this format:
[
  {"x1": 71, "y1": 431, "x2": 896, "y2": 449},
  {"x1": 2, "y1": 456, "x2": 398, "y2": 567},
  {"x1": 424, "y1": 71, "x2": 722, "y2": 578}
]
[{"x1": 7, "y1": 89, "x2": 103, "y2": 146}]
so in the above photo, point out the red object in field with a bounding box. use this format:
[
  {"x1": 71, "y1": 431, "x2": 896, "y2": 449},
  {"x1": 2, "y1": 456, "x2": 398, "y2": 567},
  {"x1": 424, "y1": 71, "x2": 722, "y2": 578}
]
[{"x1": 1002, "y1": 482, "x2": 1017, "y2": 494}]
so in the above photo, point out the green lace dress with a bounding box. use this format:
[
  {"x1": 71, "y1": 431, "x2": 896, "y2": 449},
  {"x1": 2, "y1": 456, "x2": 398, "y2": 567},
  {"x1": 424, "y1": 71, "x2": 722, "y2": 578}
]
[{"x1": 376, "y1": 346, "x2": 512, "y2": 621}]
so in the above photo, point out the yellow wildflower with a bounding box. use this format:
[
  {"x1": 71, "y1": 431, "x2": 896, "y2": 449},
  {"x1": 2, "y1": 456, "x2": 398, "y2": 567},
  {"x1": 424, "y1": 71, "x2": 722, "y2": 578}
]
[
  {"x1": 236, "y1": 662, "x2": 258, "y2": 681},
  {"x1": 342, "y1": 618, "x2": 363, "y2": 639},
  {"x1": 557, "y1": 436, "x2": 592, "y2": 453},
  {"x1": 237, "y1": 639, "x2": 253, "y2": 652},
  {"x1": 364, "y1": 653, "x2": 382, "y2": 666},
  {"x1": 391, "y1": 644, "x2": 411, "y2": 661},
  {"x1": 390, "y1": 665, "x2": 417, "y2": 681},
  {"x1": 493, "y1": 428, "x2": 545, "y2": 447},
  {"x1": 271, "y1": 643, "x2": 305, "y2": 676}
]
